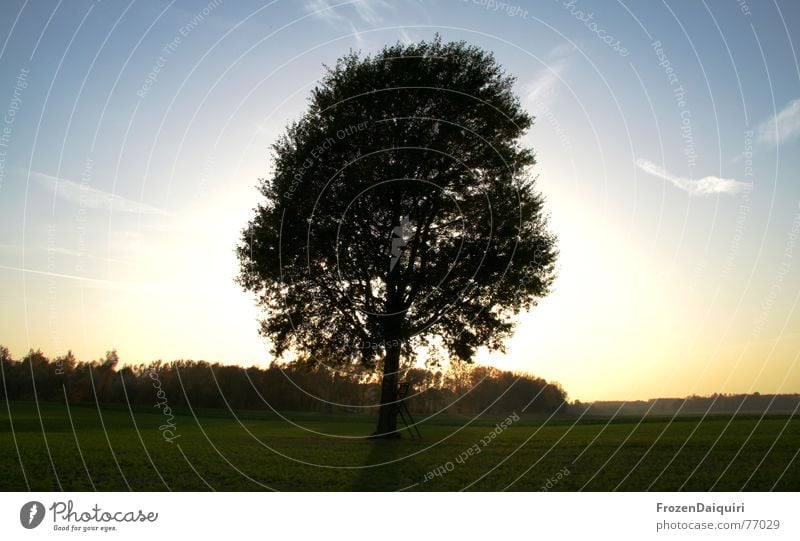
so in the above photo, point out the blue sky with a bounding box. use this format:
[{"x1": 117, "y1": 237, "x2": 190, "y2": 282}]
[{"x1": 1, "y1": 0, "x2": 799, "y2": 401}]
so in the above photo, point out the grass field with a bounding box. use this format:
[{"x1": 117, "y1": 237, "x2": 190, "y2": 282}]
[{"x1": 1, "y1": 400, "x2": 798, "y2": 491}]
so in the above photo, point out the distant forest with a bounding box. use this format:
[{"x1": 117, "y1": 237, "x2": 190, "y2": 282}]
[
  {"x1": 0, "y1": 346, "x2": 568, "y2": 416},
  {"x1": 577, "y1": 395, "x2": 800, "y2": 416}
]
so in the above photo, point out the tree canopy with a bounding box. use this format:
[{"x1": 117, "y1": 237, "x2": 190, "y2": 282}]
[{"x1": 237, "y1": 37, "x2": 558, "y2": 436}]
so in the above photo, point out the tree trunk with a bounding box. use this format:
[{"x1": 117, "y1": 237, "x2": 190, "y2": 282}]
[{"x1": 372, "y1": 342, "x2": 401, "y2": 439}]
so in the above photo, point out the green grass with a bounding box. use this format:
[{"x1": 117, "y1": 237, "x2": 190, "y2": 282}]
[{"x1": 1, "y1": 400, "x2": 798, "y2": 491}]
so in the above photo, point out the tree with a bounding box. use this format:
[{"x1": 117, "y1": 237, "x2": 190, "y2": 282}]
[
  {"x1": 93, "y1": 350, "x2": 119, "y2": 402},
  {"x1": 237, "y1": 37, "x2": 557, "y2": 437}
]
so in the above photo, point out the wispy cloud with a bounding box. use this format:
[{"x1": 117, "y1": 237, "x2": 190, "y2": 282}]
[
  {"x1": 0, "y1": 263, "x2": 156, "y2": 290},
  {"x1": 48, "y1": 247, "x2": 85, "y2": 257},
  {"x1": 398, "y1": 27, "x2": 414, "y2": 45},
  {"x1": 0, "y1": 243, "x2": 132, "y2": 264},
  {"x1": 304, "y1": 1, "x2": 423, "y2": 58},
  {"x1": 635, "y1": 159, "x2": 751, "y2": 196},
  {"x1": 546, "y1": 42, "x2": 578, "y2": 60},
  {"x1": 304, "y1": 0, "x2": 393, "y2": 25},
  {"x1": 45, "y1": 246, "x2": 132, "y2": 264},
  {"x1": 352, "y1": 0, "x2": 391, "y2": 24},
  {"x1": 32, "y1": 171, "x2": 169, "y2": 216},
  {"x1": 350, "y1": 22, "x2": 365, "y2": 46},
  {"x1": 524, "y1": 44, "x2": 573, "y2": 112},
  {"x1": 756, "y1": 98, "x2": 800, "y2": 145}
]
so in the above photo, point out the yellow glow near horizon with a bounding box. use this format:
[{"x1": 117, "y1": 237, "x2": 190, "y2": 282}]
[{"x1": 2, "y1": 167, "x2": 799, "y2": 403}]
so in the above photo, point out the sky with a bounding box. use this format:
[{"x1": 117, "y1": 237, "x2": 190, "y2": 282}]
[{"x1": 1, "y1": 0, "x2": 799, "y2": 402}]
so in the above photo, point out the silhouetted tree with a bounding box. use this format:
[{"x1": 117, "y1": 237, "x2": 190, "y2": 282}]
[
  {"x1": 238, "y1": 37, "x2": 558, "y2": 437},
  {"x1": 92, "y1": 350, "x2": 119, "y2": 402}
]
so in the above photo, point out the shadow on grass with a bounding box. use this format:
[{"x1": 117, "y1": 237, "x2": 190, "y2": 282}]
[{"x1": 351, "y1": 434, "x2": 422, "y2": 491}]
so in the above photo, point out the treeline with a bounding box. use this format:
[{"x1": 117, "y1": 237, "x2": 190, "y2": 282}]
[
  {"x1": 0, "y1": 346, "x2": 567, "y2": 415},
  {"x1": 576, "y1": 393, "x2": 800, "y2": 416}
]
